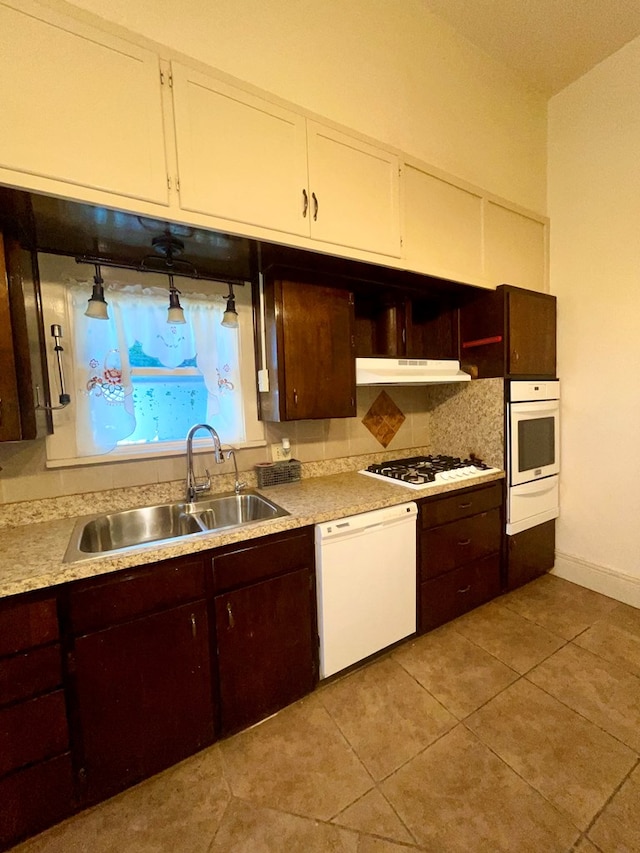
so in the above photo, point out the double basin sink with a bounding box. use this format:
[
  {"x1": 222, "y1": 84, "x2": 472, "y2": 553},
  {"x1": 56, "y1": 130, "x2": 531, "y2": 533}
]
[{"x1": 64, "y1": 490, "x2": 290, "y2": 562}]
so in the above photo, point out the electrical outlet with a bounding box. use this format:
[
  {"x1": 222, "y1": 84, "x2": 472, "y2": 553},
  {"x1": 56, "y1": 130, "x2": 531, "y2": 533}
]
[{"x1": 271, "y1": 443, "x2": 289, "y2": 462}]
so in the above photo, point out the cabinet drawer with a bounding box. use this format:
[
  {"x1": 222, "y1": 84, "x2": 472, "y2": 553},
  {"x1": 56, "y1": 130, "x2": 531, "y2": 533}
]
[
  {"x1": 212, "y1": 528, "x2": 314, "y2": 593},
  {"x1": 0, "y1": 644, "x2": 62, "y2": 707},
  {"x1": 421, "y1": 509, "x2": 501, "y2": 580},
  {"x1": 0, "y1": 597, "x2": 58, "y2": 656},
  {"x1": 0, "y1": 690, "x2": 68, "y2": 776},
  {"x1": 420, "y1": 482, "x2": 502, "y2": 528},
  {"x1": 420, "y1": 554, "x2": 501, "y2": 633},
  {"x1": 0, "y1": 752, "x2": 74, "y2": 849},
  {"x1": 69, "y1": 556, "x2": 206, "y2": 634}
]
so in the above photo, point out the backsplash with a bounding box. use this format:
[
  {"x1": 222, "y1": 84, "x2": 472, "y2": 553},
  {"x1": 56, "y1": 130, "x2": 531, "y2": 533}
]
[
  {"x1": 0, "y1": 379, "x2": 504, "y2": 516},
  {"x1": 425, "y1": 377, "x2": 505, "y2": 469}
]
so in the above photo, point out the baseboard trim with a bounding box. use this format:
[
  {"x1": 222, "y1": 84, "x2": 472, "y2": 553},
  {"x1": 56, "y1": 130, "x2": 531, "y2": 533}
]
[{"x1": 552, "y1": 552, "x2": 640, "y2": 608}]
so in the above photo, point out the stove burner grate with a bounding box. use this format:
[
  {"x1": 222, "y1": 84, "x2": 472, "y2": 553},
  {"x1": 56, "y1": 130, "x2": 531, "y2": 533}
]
[{"x1": 366, "y1": 455, "x2": 490, "y2": 485}]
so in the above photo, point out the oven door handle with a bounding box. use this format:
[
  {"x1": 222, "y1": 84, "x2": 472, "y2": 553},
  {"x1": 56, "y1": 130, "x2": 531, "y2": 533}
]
[{"x1": 512, "y1": 478, "x2": 558, "y2": 496}]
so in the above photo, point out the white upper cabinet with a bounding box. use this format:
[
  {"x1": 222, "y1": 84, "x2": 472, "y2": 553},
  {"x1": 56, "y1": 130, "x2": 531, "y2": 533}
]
[
  {"x1": 402, "y1": 163, "x2": 483, "y2": 283},
  {"x1": 401, "y1": 160, "x2": 549, "y2": 291},
  {"x1": 171, "y1": 65, "x2": 400, "y2": 258},
  {"x1": 484, "y1": 201, "x2": 547, "y2": 292},
  {"x1": 306, "y1": 122, "x2": 400, "y2": 258},
  {"x1": 0, "y1": 1, "x2": 169, "y2": 206},
  {"x1": 171, "y1": 63, "x2": 309, "y2": 236}
]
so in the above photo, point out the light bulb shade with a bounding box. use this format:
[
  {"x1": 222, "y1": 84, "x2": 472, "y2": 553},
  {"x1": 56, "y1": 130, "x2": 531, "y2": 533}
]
[
  {"x1": 221, "y1": 288, "x2": 238, "y2": 328},
  {"x1": 167, "y1": 279, "x2": 186, "y2": 325},
  {"x1": 167, "y1": 305, "x2": 186, "y2": 324},
  {"x1": 85, "y1": 282, "x2": 109, "y2": 320},
  {"x1": 221, "y1": 308, "x2": 238, "y2": 328}
]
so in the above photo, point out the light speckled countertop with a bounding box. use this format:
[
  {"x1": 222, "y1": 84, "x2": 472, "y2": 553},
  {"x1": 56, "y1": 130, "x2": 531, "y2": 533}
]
[{"x1": 0, "y1": 469, "x2": 504, "y2": 600}]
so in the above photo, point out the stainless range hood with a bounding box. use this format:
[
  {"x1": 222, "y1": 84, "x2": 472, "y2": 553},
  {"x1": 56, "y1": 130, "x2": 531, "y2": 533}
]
[{"x1": 355, "y1": 357, "x2": 471, "y2": 386}]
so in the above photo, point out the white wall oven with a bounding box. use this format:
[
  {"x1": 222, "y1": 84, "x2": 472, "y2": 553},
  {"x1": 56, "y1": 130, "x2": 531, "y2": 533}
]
[{"x1": 507, "y1": 380, "x2": 560, "y2": 535}]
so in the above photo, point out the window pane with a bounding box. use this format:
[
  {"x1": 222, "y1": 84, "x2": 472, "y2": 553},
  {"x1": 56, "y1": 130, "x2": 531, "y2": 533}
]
[{"x1": 118, "y1": 374, "x2": 209, "y2": 445}]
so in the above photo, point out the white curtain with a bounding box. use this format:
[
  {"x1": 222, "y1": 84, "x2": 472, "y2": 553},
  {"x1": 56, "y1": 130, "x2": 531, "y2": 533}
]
[{"x1": 68, "y1": 282, "x2": 242, "y2": 456}]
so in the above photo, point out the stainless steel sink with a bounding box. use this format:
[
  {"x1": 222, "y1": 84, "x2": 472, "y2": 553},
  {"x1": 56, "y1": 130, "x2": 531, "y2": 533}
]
[{"x1": 64, "y1": 490, "x2": 289, "y2": 562}]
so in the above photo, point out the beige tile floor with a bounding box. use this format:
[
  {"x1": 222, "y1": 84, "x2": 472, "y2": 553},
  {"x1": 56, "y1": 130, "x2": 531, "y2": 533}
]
[{"x1": 14, "y1": 575, "x2": 640, "y2": 853}]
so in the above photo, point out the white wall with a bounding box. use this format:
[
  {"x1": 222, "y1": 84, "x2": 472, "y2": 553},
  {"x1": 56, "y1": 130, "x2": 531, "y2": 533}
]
[
  {"x1": 63, "y1": 0, "x2": 547, "y2": 213},
  {"x1": 548, "y1": 36, "x2": 640, "y2": 597}
]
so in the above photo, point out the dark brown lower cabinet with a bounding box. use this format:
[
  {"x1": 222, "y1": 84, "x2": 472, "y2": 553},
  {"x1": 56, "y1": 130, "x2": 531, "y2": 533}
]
[
  {"x1": 215, "y1": 568, "x2": 316, "y2": 734},
  {"x1": 0, "y1": 754, "x2": 75, "y2": 850},
  {"x1": 506, "y1": 519, "x2": 556, "y2": 591},
  {"x1": 212, "y1": 528, "x2": 317, "y2": 736},
  {"x1": 420, "y1": 554, "x2": 502, "y2": 632},
  {"x1": 418, "y1": 482, "x2": 503, "y2": 633},
  {"x1": 73, "y1": 599, "x2": 214, "y2": 804},
  {"x1": 0, "y1": 594, "x2": 73, "y2": 851},
  {"x1": 1, "y1": 528, "x2": 318, "y2": 846}
]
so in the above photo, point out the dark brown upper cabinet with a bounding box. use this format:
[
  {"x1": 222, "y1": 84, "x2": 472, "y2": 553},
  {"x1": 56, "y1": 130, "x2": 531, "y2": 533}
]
[
  {"x1": 260, "y1": 277, "x2": 356, "y2": 421},
  {"x1": 354, "y1": 290, "x2": 459, "y2": 361},
  {"x1": 0, "y1": 232, "x2": 51, "y2": 442},
  {"x1": 459, "y1": 284, "x2": 556, "y2": 379}
]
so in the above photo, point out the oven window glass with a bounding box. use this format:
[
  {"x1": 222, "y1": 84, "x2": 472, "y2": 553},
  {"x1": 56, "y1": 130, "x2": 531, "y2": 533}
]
[{"x1": 518, "y1": 417, "x2": 555, "y2": 471}]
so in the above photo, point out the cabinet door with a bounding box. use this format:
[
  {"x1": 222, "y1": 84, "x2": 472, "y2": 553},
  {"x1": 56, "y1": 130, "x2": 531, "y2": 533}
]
[
  {"x1": 420, "y1": 554, "x2": 501, "y2": 633},
  {"x1": 0, "y1": 1, "x2": 168, "y2": 205},
  {"x1": 307, "y1": 121, "x2": 400, "y2": 257},
  {"x1": 73, "y1": 600, "x2": 213, "y2": 803},
  {"x1": 507, "y1": 519, "x2": 555, "y2": 591},
  {"x1": 485, "y1": 201, "x2": 547, "y2": 292},
  {"x1": 507, "y1": 288, "x2": 557, "y2": 376},
  {"x1": 271, "y1": 280, "x2": 356, "y2": 420},
  {"x1": 215, "y1": 568, "x2": 316, "y2": 735},
  {"x1": 0, "y1": 754, "x2": 74, "y2": 850},
  {"x1": 403, "y1": 164, "x2": 483, "y2": 283},
  {"x1": 171, "y1": 63, "x2": 308, "y2": 235},
  {"x1": 0, "y1": 237, "x2": 21, "y2": 441}
]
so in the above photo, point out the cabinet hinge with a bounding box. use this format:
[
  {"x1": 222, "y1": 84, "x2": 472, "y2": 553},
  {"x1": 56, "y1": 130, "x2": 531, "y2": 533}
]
[{"x1": 160, "y1": 69, "x2": 173, "y2": 88}]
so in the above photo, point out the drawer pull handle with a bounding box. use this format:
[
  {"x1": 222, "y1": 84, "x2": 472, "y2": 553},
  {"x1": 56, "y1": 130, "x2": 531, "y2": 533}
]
[
  {"x1": 227, "y1": 601, "x2": 235, "y2": 629},
  {"x1": 458, "y1": 502, "x2": 472, "y2": 509},
  {"x1": 458, "y1": 585, "x2": 471, "y2": 594},
  {"x1": 457, "y1": 538, "x2": 472, "y2": 547}
]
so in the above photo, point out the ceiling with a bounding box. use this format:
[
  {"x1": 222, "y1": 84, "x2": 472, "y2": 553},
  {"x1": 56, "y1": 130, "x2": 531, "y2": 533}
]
[{"x1": 421, "y1": 0, "x2": 640, "y2": 95}]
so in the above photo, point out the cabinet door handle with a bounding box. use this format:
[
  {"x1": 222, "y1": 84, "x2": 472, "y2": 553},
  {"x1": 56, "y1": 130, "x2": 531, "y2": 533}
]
[
  {"x1": 226, "y1": 601, "x2": 235, "y2": 629},
  {"x1": 293, "y1": 389, "x2": 298, "y2": 407},
  {"x1": 190, "y1": 612, "x2": 197, "y2": 638},
  {"x1": 512, "y1": 349, "x2": 519, "y2": 363},
  {"x1": 312, "y1": 192, "x2": 319, "y2": 221},
  {"x1": 457, "y1": 538, "x2": 472, "y2": 547},
  {"x1": 457, "y1": 585, "x2": 471, "y2": 594},
  {"x1": 302, "y1": 188, "x2": 308, "y2": 218}
]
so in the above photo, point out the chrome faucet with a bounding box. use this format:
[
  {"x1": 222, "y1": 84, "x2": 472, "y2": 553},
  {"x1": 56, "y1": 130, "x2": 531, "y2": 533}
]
[
  {"x1": 225, "y1": 447, "x2": 247, "y2": 495},
  {"x1": 186, "y1": 423, "x2": 224, "y2": 501}
]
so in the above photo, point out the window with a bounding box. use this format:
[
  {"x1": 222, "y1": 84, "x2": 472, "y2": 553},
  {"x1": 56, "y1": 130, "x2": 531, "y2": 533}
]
[{"x1": 40, "y1": 254, "x2": 264, "y2": 467}]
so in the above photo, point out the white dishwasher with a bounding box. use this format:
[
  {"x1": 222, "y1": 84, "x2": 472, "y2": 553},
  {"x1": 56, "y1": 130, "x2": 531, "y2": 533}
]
[{"x1": 315, "y1": 501, "x2": 417, "y2": 679}]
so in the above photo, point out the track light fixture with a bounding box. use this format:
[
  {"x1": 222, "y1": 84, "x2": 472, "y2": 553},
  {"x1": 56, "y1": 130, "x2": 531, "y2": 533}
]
[
  {"x1": 85, "y1": 264, "x2": 109, "y2": 320},
  {"x1": 167, "y1": 274, "x2": 186, "y2": 324},
  {"x1": 221, "y1": 282, "x2": 238, "y2": 328}
]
